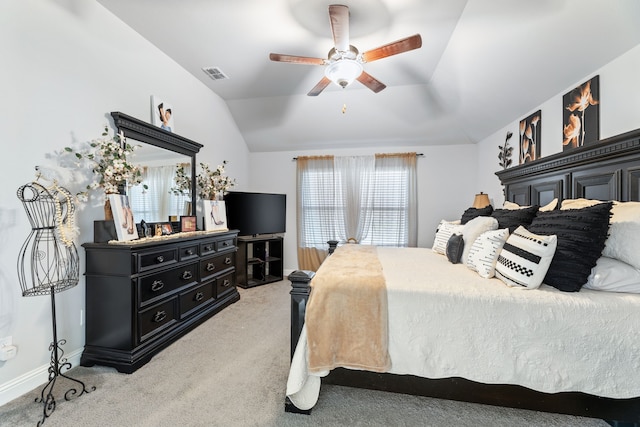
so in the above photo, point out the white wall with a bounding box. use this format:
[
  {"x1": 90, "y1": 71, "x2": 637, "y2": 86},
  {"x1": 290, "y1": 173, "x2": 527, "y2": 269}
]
[
  {"x1": 0, "y1": 0, "x2": 249, "y2": 405},
  {"x1": 249, "y1": 144, "x2": 479, "y2": 272},
  {"x1": 475, "y1": 43, "x2": 640, "y2": 204}
]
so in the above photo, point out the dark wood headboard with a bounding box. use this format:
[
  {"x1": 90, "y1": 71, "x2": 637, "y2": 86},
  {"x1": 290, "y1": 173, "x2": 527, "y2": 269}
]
[{"x1": 495, "y1": 127, "x2": 640, "y2": 206}]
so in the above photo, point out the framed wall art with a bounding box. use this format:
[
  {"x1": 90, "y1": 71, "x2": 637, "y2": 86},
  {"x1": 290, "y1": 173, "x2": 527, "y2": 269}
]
[
  {"x1": 519, "y1": 110, "x2": 541, "y2": 164},
  {"x1": 562, "y1": 75, "x2": 600, "y2": 150}
]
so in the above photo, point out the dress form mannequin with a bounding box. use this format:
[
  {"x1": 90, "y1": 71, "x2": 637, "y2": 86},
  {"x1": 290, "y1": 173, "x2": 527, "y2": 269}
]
[{"x1": 16, "y1": 181, "x2": 94, "y2": 426}]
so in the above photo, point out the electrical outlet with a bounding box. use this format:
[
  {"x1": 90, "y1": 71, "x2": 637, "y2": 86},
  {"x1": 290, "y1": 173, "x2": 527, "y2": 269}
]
[{"x1": 0, "y1": 336, "x2": 12, "y2": 347}]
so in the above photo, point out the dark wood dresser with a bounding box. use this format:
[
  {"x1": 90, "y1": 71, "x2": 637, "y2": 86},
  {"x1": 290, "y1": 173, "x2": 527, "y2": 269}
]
[{"x1": 80, "y1": 230, "x2": 240, "y2": 373}]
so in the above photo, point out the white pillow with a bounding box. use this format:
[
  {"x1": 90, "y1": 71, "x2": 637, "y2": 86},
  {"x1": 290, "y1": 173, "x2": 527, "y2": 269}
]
[
  {"x1": 560, "y1": 198, "x2": 603, "y2": 210},
  {"x1": 466, "y1": 228, "x2": 509, "y2": 278},
  {"x1": 584, "y1": 256, "x2": 640, "y2": 293},
  {"x1": 603, "y1": 201, "x2": 640, "y2": 268},
  {"x1": 602, "y1": 221, "x2": 640, "y2": 270},
  {"x1": 432, "y1": 220, "x2": 464, "y2": 255},
  {"x1": 461, "y1": 216, "x2": 499, "y2": 263},
  {"x1": 495, "y1": 226, "x2": 557, "y2": 290},
  {"x1": 503, "y1": 198, "x2": 557, "y2": 212}
]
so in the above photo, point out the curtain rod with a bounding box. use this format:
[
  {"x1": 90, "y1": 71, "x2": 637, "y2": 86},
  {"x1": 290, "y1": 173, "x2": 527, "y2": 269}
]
[{"x1": 292, "y1": 153, "x2": 424, "y2": 160}]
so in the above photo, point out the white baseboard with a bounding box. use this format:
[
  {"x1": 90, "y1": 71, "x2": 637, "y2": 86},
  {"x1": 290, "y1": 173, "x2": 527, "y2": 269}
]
[{"x1": 0, "y1": 348, "x2": 83, "y2": 407}]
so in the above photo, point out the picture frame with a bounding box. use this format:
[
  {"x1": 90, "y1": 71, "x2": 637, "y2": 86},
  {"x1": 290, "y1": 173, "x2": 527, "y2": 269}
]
[
  {"x1": 108, "y1": 194, "x2": 139, "y2": 242},
  {"x1": 519, "y1": 110, "x2": 541, "y2": 164},
  {"x1": 151, "y1": 95, "x2": 175, "y2": 133},
  {"x1": 160, "y1": 222, "x2": 173, "y2": 235},
  {"x1": 562, "y1": 75, "x2": 600, "y2": 150},
  {"x1": 180, "y1": 215, "x2": 197, "y2": 232},
  {"x1": 203, "y1": 200, "x2": 228, "y2": 232}
]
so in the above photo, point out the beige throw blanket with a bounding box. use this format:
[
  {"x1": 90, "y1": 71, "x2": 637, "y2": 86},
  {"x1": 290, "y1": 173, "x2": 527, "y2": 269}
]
[{"x1": 305, "y1": 245, "x2": 391, "y2": 373}]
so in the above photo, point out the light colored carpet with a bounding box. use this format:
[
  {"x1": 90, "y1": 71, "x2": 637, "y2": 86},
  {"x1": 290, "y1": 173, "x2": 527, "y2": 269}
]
[{"x1": 0, "y1": 280, "x2": 609, "y2": 427}]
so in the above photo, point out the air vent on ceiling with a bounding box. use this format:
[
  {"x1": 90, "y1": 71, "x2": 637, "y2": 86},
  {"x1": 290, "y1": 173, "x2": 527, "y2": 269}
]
[{"x1": 202, "y1": 66, "x2": 229, "y2": 81}]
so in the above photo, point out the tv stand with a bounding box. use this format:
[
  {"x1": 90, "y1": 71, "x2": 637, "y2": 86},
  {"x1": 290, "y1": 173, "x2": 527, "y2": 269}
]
[{"x1": 236, "y1": 235, "x2": 283, "y2": 288}]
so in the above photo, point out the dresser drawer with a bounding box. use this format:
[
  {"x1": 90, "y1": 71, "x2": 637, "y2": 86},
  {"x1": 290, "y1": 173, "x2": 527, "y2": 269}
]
[
  {"x1": 180, "y1": 282, "x2": 214, "y2": 319},
  {"x1": 138, "y1": 262, "x2": 198, "y2": 307},
  {"x1": 138, "y1": 299, "x2": 178, "y2": 342},
  {"x1": 216, "y1": 270, "x2": 236, "y2": 298},
  {"x1": 200, "y1": 240, "x2": 216, "y2": 256},
  {"x1": 200, "y1": 253, "x2": 235, "y2": 281},
  {"x1": 217, "y1": 238, "x2": 235, "y2": 252},
  {"x1": 179, "y1": 244, "x2": 199, "y2": 261},
  {"x1": 137, "y1": 248, "x2": 178, "y2": 273}
]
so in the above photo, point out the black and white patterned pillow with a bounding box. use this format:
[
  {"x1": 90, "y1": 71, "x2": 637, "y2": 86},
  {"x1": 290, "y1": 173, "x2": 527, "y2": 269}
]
[
  {"x1": 495, "y1": 226, "x2": 557, "y2": 289},
  {"x1": 466, "y1": 228, "x2": 509, "y2": 278},
  {"x1": 527, "y1": 202, "x2": 612, "y2": 292},
  {"x1": 432, "y1": 220, "x2": 464, "y2": 255}
]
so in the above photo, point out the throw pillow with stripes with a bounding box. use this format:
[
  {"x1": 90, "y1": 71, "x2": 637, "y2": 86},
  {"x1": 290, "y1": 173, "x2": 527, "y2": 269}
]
[
  {"x1": 495, "y1": 226, "x2": 557, "y2": 289},
  {"x1": 432, "y1": 220, "x2": 464, "y2": 255}
]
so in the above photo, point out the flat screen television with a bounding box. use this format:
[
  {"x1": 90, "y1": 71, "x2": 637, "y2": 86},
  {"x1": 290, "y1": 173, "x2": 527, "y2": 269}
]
[{"x1": 224, "y1": 191, "x2": 286, "y2": 236}]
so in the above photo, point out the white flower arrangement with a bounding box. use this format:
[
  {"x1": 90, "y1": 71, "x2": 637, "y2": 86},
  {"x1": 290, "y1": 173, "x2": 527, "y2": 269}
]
[
  {"x1": 195, "y1": 161, "x2": 235, "y2": 200},
  {"x1": 65, "y1": 126, "x2": 146, "y2": 199}
]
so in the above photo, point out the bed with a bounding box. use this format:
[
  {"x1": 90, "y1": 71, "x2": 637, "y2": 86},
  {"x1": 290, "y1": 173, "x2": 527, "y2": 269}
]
[{"x1": 285, "y1": 127, "x2": 640, "y2": 424}]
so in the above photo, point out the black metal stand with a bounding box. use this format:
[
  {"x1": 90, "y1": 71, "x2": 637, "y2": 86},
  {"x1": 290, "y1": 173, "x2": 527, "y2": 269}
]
[{"x1": 35, "y1": 287, "x2": 95, "y2": 426}]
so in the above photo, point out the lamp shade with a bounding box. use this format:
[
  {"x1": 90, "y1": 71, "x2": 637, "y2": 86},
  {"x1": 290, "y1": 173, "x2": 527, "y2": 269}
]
[
  {"x1": 325, "y1": 59, "x2": 363, "y2": 88},
  {"x1": 472, "y1": 192, "x2": 490, "y2": 208}
]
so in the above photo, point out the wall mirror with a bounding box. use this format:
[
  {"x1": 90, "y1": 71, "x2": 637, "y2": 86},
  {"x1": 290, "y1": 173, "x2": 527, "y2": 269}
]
[{"x1": 111, "y1": 112, "x2": 203, "y2": 223}]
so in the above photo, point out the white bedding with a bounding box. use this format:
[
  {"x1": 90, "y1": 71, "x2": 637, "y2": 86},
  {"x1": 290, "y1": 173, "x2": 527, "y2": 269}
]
[{"x1": 287, "y1": 247, "x2": 640, "y2": 410}]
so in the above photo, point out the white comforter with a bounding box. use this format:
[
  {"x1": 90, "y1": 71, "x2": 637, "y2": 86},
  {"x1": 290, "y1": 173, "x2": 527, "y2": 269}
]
[{"x1": 287, "y1": 247, "x2": 640, "y2": 410}]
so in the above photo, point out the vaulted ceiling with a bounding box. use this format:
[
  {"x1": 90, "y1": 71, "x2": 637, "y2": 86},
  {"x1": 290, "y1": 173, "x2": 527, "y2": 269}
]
[{"x1": 97, "y1": 0, "x2": 640, "y2": 152}]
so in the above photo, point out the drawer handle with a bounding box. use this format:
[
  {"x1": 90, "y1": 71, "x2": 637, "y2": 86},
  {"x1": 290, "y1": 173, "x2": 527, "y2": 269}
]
[
  {"x1": 224, "y1": 257, "x2": 232, "y2": 265},
  {"x1": 186, "y1": 249, "x2": 194, "y2": 255},
  {"x1": 182, "y1": 270, "x2": 193, "y2": 280},
  {"x1": 222, "y1": 241, "x2": 230, "y2": 247},
  {"x1": 206, "y1": 263, "x2": 215, "y2": 272},
  {"x1": 156, "y1": 255, "x2": 164, "y2": 263},
  {"x1": 204, "y1": 245, "x2": 212, "y2": 251},
  {"x1": 222, "y1": 279, "x2": 231, "y2": 287},
  {"x1": 151, "y1": 280, "x2": 165, "y2": 292},
  {"x1": 195, "y1": 292, "x2": 204, "y2": 302},
  {"x1": 153, "y1": 311, "x2": 167, "y2": 323}
]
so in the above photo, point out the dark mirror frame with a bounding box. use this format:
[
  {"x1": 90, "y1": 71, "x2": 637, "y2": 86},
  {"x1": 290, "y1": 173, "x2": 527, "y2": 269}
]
[{"x1": 110, "y1": 111, "x2": 203, "y2": 215}]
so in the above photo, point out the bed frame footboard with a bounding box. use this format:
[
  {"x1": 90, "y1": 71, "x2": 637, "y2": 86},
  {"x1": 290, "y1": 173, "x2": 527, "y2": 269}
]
[{"x1": 288, "y1": 270, "x2": 314, "y2": 360}]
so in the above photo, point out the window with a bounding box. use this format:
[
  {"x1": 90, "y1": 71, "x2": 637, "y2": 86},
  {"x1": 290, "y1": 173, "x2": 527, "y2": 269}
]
[{"x1": 297, "y1": 153, "x2": 417, "y2": 249}]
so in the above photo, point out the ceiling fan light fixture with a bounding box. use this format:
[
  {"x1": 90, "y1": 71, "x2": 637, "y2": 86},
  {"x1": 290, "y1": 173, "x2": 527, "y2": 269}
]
[{"x1": 324, "y1": 59, "x2": 363, "y2": 88}]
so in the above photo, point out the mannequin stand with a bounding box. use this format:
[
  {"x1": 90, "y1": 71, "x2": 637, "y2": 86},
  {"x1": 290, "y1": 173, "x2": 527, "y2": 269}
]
[{"x1": 35, "y1": 286, "x2": 95, "y2": 426}]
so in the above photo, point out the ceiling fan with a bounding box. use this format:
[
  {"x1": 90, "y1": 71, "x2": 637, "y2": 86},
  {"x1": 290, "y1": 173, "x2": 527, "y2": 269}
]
[{"x1": 269, "y1": 4, "x2": 422, "y2": 96}]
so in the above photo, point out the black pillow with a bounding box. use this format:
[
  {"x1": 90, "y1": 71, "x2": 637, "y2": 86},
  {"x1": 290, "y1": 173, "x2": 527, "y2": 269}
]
[
  {"x1": 460, "y1": 205, "x2": 494, "y2": 225},
  {"x1": 527, "y1": 202, "x2": 612, "y2": 292},
  {"x1": 446, "y1": 233, "x2": 465, "y2": 264},
  {"x1": 490, "y1": 206, "x2": 539, "y2": 233}
]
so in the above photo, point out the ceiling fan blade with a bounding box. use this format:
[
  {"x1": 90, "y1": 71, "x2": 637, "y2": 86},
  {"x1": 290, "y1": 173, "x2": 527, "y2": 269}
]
[
  {"x1": 329, "y1": 4, "x2": 350, "y2": 52},
  {"x1": 357, "y1": 72, "x2": 386, "y2": 93},
  {"x1": 307, "y1": 76, "x2": 332, "y2": 96},
  {"x1": 361, "y1": 34, "x2": 423, "y2": 63},
  {"x1": 269, "y1": 53, "x2": 325, "y2": 65}
]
